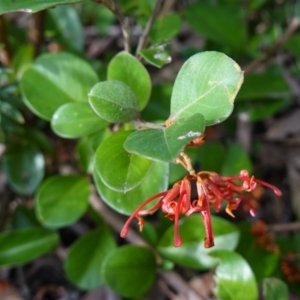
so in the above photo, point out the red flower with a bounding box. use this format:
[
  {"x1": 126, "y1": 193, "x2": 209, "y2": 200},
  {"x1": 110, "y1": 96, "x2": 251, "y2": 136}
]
[{"x1": 120, "y1": 170, "x2": 282, "y2": 248}]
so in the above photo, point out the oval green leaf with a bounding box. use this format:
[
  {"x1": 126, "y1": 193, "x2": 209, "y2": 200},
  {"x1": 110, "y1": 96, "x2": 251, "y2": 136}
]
[
  {"x1": 0, "y1": 228, "x2": 59, "y2": 267},
  {"x1": 149, "y1": 13, "x2": 181, "y2": 43},
  {"x1": 65, "y1": 227, "x2": 117, "y2": 290},
  {"x1": 21, "y1": 52, "x2": 98, "y2": 120},
  {"x1": 101, "y1": 245, "x2": 156, "y2": 298},
  {"x1": 94, "y1": 161, "x2": 169, "y2": 215},
  {"x1": 263, "y1": 278, "x2": 288, "y2": 300},
  {"x1": 95, "y1": 130, "x2": 153, "y2": 193},
  {"x1": 35, "y1": 175, "x2": 90, "y2": 228},
  {"x1": 0, "y1": 0, "x2": 83, "y2": 14},
  {"x1": 168, "y1": 51, "x2": 244, "y2": 125},
  {"x1": 211, "y1": 250, "x2": 258, "y2": 300},
  {"x1": 89, "y1": 80, "x2": 140, "y2": 123},
  {"x1": 48, "y1": 4, "x2": 84, "y2": 52},
  {"x1": 107, "y1": 51, "x2": 151, "y2": 110},
  {"x1": 157, "y1": 215, "x2": 240, "y2": 270},
  {"x1": 51, "y1": 102, "x2": 108, "y2": 138},
  {"x1": 139, "y1": 46, "x2": 172, "y2": 68},
  {"x1": 184, "y1": 4, "x2": 246, "y2": 52},
  {"x1": 124, "y1": 113, "x2": 205, "y2": 162},
  {"x1": 2, "y1": 144, "x2": 45, "y2": 195}
]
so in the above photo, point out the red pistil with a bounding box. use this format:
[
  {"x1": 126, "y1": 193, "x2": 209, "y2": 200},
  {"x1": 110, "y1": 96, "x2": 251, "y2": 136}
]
[{"x1": 120, "y1": 170, "x2": 282, "y2": 248}]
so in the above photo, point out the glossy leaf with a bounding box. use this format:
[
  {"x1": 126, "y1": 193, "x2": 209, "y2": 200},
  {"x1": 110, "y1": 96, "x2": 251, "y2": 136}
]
[
  {"x1": 184, "y1": 3, "x2": 247, "y2": 52},
  {"x1": 35, "y1": 175, "x2": 90, "y2": 228},
  {"x1": 12, "y1": 44, "x2": 34, "y2": 79},
  {"x1": 48, "y1": 5, "x2": 84, "y2": 51},
  {"x1": 198, "y1": 142, "x2": 225, "y2": 173},
  {"x1": 263, "y1": 278, "x2": 288, "y2": 300},
  {"x1": 0, "y1": 0, "x2": 83, "y2": 14},
  {"x1": 65, "y1": 227, "x2": 116, "y2": 290},
  {"x1": 141, "y1": 84, "x2": 172, "y2": 121},
  {"x1": 221, "y1": 143, "x2": 252, "y2": 176},
  {"x1": 124, "y1": 113, "x2": 205, "y2": 162},
  {"x1": 168, "y1": 52, "x2": 243, "y2": 125},
  {"x1": 76, "y1": 137, "x2": 95, "y2": 173},
  {"x1": 94, "y1": 161, "x2": 169, "y2": 215},
  {"x1": 89, "y1": 80, "x2": 140, "y2": 123},
  {"x1": 236, "y1": 99, "x2": 287, "y2": 122},
  {"x1": 150, "y1": 13, "x2": 181, "y2": 43},
  {"x1": 2, "y1": 144, "x2": 44, "y2": 195},
  {"x1": 237, "y1": 71, "x2": 290, "y2": 100},
  {"x1": 95, "y1": 130, "x2": 153, "y2": 193},
  {"x1": 236, "y1": 222, "x2": 280, "y2": 283},
  {"x1": 12, "y1": 205, "x2": 40, "y2": 229},
  {"x1": 211, "y1": 250, "x2": 258, "y2": 300},
  {"x1": 102, "y1": 245, "x2": 156, "y2": 298},
  {"x1": 139, "y1": 46, "x2": 172, "y2": 68},
  {"x1": 0, "y1": 101, "x2": 24, "y2": 123},
  {"x1": 0, "y1": 228, "x2": 59, "y2": 266},
  {"x1": 21, "y1": 52, "x2": 98, "y2": 120},
  {"x1": 51, "y1": 102, "x2": 108, "y2": 138},
  {"x1": 107, "y1": 51, "x2": 151, "y2": 110},
  {"x1": 157, "y1": 215, "x2": 240, "y2": 270}
]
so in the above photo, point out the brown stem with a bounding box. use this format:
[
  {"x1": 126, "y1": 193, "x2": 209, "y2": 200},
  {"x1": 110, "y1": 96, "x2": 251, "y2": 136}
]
[
  {"x1": 136, "y1": 0, "x2": 165, "y2": 56},
  {"x1": 244, "y1": 17, "x2": 300, "y2": 74},
  {"x1": 0, "y1": 15, "x2": 12, "y2": 66},
  {"x1": 95, "y1": 0, "x2": 131, "y2": 52},
  {"x1": 28, "y1": 11, "x2": 46, "y2": 56},
  {"x1": 88, "y1": 190, "x2": 208, "y2": 300},
  {"x1": 268, "y1": 221, "x2": 300, "y2": 233}
]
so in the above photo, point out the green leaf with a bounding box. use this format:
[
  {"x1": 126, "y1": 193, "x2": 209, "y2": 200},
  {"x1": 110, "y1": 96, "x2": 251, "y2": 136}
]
[
  {"x1": 124, "y1": 113, "x2": 205, "y2": 162},
  {"x1": 149, "y1": 13, "x2": 181, "y2": 43},
  {"x1": 12, "y1": 205, "x2": 41, "y2": 229},
  {"x1": 21, "y1": 52, "x2": 98, "y2": 120},
  {"x1": 2, "y1": 144, "x2": 44, "y2": 195},
  {"x1": 94, "y1": 161, "x2": 168, "y2": 215},
  {"x1": 211, "y1": 250, "x2": 258, "y2": 300},
  {"x1": 236, "y1": 99, "x2": 287, "y2": 122},
  {"x1": 0, "y1": 0, "x2": 83, "y2": 14},
  {"x1": 107, "y1": 51, "x2": 151, "y2": 110},
  {"x1": 221, "y1": 143, "x2": 252, "y2": 176},
  {"x1": 263, "y1": 278, "x2": 289, "y2": 300},
  {"x1": 237, "y1": 71, "x2": 290, "y2": 100},
  {"x1": 157, "y1": 215, "x2": 240, "y2": 270},
  {"x1": 102, "y1": 245, "x2": 156, "y2": 298},
  {"x1": 35, "y1": 175, "x2": 90, "y2": 228},
  {"x1": 198, "y1": 142, "x2": 225, "y2": 173},
  {"x1": 76, "y1": 137, "x2": 95, "y2": 173},
  {"x1": 139, "y1": 45, "x2": 172, "y2": 68},
  {"x1": 0, "y1": 101, "x2": 24, "y2": 124},
  {"x1": 169, "y1": 52, "x2": 243, "y2": 125},
  {"x1": 48, "y1": 5, "x2": 84, "y2": 52},
  {"x1": 65, "y1": 227, "x2": 117, "y2": 290},
  {"x1": 184, "y1": 3, "x2": 246, "y2": 52},
  {"x1": 12, "y1": 44, "x2": 34, "y2": 79},
  {"x1": 89, "y1": 80, "x2": 140, "y2": 123},
  {"x1": 51, "y1": 102, "x2": 108, "y2": 138},
  {"x1": 141, "y1": 84, "x2": 172, "y2": 121},
  {"x1": 0, "y1": 228, "x2": 59, "y2": 266},
  {"x1": 95, "y1": 130, "x2": 153, "y2": 193},
  {"x1": 236, "y1": 222, "x2": 280, "y2": 283}
]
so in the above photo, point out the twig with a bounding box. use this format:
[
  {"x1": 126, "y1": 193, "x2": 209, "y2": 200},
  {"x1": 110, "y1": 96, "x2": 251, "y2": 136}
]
[
  {"x1": 0, "y1": 16, "x2": 12, "y2": 66},
  {"x1": 95, "y1": 0, "x2": 131, "y2": 52},
  {"x1": 136, "y1": 0, "x2": 166, "y2": 56},
  {"x1": 268, "y1": 221, "x2": 300, "y2": 233},
  {"x1": 89, "y1": 191, "x2": 209, "y2": 300},
  {"x1": 28, "y1": 11, "x2": 46, "y2": 56},
  {"x1": 244, "y1": 17, "x2": 300, "y2": 74}
]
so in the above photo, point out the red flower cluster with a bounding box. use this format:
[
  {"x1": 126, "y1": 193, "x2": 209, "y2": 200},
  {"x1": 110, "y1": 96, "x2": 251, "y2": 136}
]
[{"x1": 120, "y1": 170, "x2": 282, "y2": 248}]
